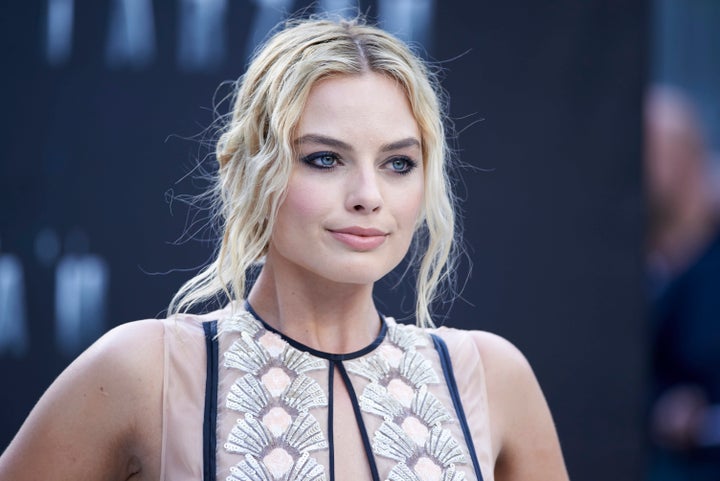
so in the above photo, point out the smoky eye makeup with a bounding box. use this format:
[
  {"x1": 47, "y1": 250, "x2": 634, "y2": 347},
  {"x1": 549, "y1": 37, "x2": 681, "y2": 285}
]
[
  {"x1": 385, "y1": 156, "x2": 418, "y2": 175},
  {"x1": 300, "y1": 151, "x2": 341, "y2": 169}
]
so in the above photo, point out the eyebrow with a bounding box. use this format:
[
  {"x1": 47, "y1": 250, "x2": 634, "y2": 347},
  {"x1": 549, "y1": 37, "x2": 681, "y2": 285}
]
[
  {"x1": 295, "y1": 134, "x2": 351, "y2": 151},
  {"x1": 294, "y1": 134, "x2": 421, "y2": 153}
]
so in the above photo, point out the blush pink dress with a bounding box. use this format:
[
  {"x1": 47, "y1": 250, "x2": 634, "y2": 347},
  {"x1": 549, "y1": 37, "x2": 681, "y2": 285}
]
[{"x1": 160, "y1": 303, "x2": 494, "y2": 481}]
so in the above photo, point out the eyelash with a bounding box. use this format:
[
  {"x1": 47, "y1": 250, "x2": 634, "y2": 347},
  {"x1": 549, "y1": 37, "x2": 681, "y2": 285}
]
[
  {"x1": 300, "y1": 151, "x2": 418, "y2": 175},
  {"x1": 387, "y1": 156, "x2": 418, "y2": 175},
  {"x1": 301, "y1": 151, "x2": 340, "y2": 170}
]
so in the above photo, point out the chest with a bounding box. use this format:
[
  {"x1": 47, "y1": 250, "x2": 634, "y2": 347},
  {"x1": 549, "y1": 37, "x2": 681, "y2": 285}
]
[{"x1": 205, "y1": 313, "x2": 486, "y2": 481}]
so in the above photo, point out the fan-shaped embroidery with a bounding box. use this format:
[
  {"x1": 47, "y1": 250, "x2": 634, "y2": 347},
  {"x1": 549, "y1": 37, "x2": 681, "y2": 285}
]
[
  {"x1": 222, "y1": 311, "x2": 262, "y2": 337},
  {"x1": 373, "y1": 421, "x2": 416, "y2": 461},
  {"x1": 228, "y1": 454, "x2": 273, "y2": 481},
  {"x1": 283, "y1": 374, "x2": 328, "y2": 412},
  {"x1": 399, "y1": 351, "x2": 439, "y2": 387},
  {"x1": 426, "y1": 428, "x2": 466, "y2": 466},
  {"x1": 345, "y1": 354, "x2": 391, "y2": 382},
  {"x1": 388, "y1": 323, "x2": 427, "y2": 350},
  {"x1": 283, "y1": 347, "x2": 327, "y2": 373},
  {"x1": 225, "y1": 414, "x2": 273, "y2": 456},
  {"x1": 359, "y1": 382, "x2": 404, "y2": 420},
  {"x1": 217, "y1": 309, "x2": 480, "y2": 481},
  {"x1": 441, "y1": 464, "x2": 467, "y2": 481},
  {"x1": 412, "y1": 384, "x2": 452, "y2": 427},
  {"x1": 227, "y1": 374, "x2": 270, "y2": 415},
  {"x1": 287, "y1": 452, "x2": 327, "y2": 481},
  {"x1": 283, "y1": 411, "x2": 329, "y2": 453},
  {"x1": 224, "y1": 333, "x2": 269, "y2": 374},
  {"x1": 387, "y1": 462, "x2": 420, "y2": 481}
]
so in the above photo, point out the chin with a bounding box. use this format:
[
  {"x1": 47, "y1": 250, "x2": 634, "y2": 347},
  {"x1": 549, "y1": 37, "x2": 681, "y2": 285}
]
[
  {"x1": 320, "y1": 266, "x2": 391, "y2": 286},
  {"x1": 308, "y1": 257, "x2": 402, "y2": 287}
]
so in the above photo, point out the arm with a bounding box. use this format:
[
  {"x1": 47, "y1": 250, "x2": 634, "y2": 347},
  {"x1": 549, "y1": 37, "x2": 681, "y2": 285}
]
[
  {"x1": 0, "y1": 319, "x2": 164, "y2": 481},
  {"x1": 471, "y1": 331, "x2": 569, "y2": 481}
]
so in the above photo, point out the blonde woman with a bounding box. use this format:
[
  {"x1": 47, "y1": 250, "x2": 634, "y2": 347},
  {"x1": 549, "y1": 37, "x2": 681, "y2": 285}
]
[{"x1": 0, "y1": 18, "x2": 568, "y2": 481}]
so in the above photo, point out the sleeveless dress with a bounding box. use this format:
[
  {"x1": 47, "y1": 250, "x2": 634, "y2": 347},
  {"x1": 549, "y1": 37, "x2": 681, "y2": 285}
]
[{"x1": 159, "y1": 304, "x2": 495, "y2": 481}]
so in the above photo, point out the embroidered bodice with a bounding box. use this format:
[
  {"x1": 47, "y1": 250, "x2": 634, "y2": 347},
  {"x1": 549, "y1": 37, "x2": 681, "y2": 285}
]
[{"x1": 159, "y1": 306, "x2": 494, "y2": 481}]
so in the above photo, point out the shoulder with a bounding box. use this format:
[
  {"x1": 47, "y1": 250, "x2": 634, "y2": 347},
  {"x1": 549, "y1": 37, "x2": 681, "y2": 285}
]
[
  {"x1": 433, "y1": 327, "x2": 569, "y2": 480},
  {"x1": 429, "y1": 326, "x2": 536, "y2": 435},
  {"x1": 35, "y1": 317, "x2": 166, "y2": 416},
  {"x1": 73, "y1": 318, "x2": 166, "y2": 396},
  {"x1": 95, "y1": 317, "x2": 165, "y2": 359},
  {"x1": 467, "y1": 330, "x2": 534, "y2": 387},
  {"x1": 432, "y1": 326, "x2": 532, "y2": 382},
  {"x1": 0, "y1": 318, "x2": 167, "y2": 481},
  {"x1": 462, "y1": 331, "x2": 541, "y2": 440},
  {"x1": 432, "y1": 327, "x2": 536, "y2": 413}
]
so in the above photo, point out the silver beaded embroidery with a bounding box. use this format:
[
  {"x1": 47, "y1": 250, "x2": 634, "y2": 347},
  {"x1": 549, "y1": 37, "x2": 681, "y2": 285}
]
[
  {"x1": 386, "y1": 462, "x2": 419, "y2": 481},
  {"x1": 373, "y1": 421, "x2": 416, "y2": 461},
  {"x1": 224, "y1": 333, "x2": 270, "y2": 374},
  {"x1": 398, "y1": 350, "x2": 439, "y2": 387},
  {"x1": 426, "y1": 427, "x2": 466, "y2": 466},
  {"x1": 352, "y1": 320, "x2": 471, "y2": 481},
  {"x1": 228, "y1": 454, "x2": 272, "y2": 481},
  {"x1": 283, "y1": 411, "x2": 328, "y2": 452},
  {"x1": 222, "y1": 311, "x2": 262, "y2": 337},
  {"x1": 387, "y1": 323, "x2": 427, "y2": 350},
  {"x1": 283, "y1": 375, "x2": 327, "y2": 412},
  {"x1": 345, "y1": 355, "x2": 391, "y2": 382},
  {"x1": 282, "y1": 347, "x2": 326, "y2": 373},
  {"x1": 227, "y1": 374, "x2": 270, "y2": 415},
  {"x1": 225, "y1": 414, "x2": 273, "y2": 456},
  {"x1": 411, "y1": 384, "x2": 452, "y2": 427},
  {"x1": 441, "y1": 465, "x2": 466, "y2": 481},
  {"x1": 286, "y1": 452, "x2": 325, "y2": 481},
  {"x1": 358, "y1": 382, "x2": 404, "y2": 419},
  {"x1": 218, "y1": 313, "x2": 473, "y2": 481},
  {"x1": 219, "y1": 313, "x2": 329, "y2": 481}
]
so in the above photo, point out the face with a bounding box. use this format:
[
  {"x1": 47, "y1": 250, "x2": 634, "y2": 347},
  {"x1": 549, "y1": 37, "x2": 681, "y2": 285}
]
[{"x1": 267, "y1": 72, "x2": 424, "y2": 286}]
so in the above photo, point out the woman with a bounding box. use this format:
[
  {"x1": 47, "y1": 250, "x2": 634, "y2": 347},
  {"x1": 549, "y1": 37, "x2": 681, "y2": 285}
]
[{"x1": 0, "y1": 18, "x2": 568, "y2": 481}]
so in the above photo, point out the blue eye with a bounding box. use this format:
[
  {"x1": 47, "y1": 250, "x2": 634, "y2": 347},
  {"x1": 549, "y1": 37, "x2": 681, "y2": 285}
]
[
  {"x1": 302, "y1": 151, "x2": 339, "y2": 169},
  {"x1": 387, "y1": 156, "x2": 417, "y2": 174}
]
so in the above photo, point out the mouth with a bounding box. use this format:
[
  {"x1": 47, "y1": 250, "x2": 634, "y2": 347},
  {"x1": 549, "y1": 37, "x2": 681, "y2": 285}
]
[
  {"x1": 328, "y1": 227, "x2": 389, "y2": 251},
  {"x1": 330, "y1": 226, "x2": 388, "y2": 236}
]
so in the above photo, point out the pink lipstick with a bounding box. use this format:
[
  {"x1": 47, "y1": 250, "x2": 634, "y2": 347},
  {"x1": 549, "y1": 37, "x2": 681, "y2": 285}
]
[{"x1": 329, "y1": 227, "x2": 388, "y2": 251}]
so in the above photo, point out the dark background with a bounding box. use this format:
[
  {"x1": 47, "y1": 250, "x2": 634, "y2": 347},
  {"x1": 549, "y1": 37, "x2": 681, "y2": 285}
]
[{"x1": 0, "y1": 1, "x2": 648, "y2": 480}]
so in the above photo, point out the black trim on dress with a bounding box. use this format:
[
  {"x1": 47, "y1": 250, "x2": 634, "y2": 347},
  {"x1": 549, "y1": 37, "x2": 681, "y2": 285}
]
[
  {"x1": 336, "y1": 361, "x2": 381, "y2": 481},
  {"x1": 244, "y1": 300, "x2": 387, "y2": 361},
  {"x1": 328, "y1": 362, "x2": 336, "y2": 481},
  {"x1": 431, "y1": 333, "x2": 485, "y2": 481},
  {"x1": 203, "y1": 321, "x2": 219, "y2": 481}
]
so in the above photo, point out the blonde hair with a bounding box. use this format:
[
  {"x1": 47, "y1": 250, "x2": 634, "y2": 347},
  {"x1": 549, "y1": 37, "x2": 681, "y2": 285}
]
[{"x1": 169, "y1": 17, "x2": 457, "y2": 328}]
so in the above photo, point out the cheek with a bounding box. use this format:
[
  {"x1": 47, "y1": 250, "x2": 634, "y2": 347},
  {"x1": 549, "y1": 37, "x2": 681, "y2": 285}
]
[
  {"x1": 392, "y1": 182, "x2": 425, "y2": 229},
  {"x1": 280, "y1": 178, "x2": 326, "y2": 221}
]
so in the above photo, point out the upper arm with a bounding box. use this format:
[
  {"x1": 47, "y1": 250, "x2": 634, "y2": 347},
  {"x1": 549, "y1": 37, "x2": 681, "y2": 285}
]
[
  {"x1": 470, "y1": 331, "x2": 569, "y2": 481},
  {"x1": 0, "y1": 319, "x2": 165, "y2": 481}
]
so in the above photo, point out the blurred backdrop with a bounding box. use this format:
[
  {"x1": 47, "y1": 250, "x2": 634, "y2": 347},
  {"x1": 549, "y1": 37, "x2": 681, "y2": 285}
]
[
  {"x1": 0, "y1": 1, "x2": 714, "y2": 480},
  {"x1": 646, "y1": 2, "x2": 720, "y2": 480}
]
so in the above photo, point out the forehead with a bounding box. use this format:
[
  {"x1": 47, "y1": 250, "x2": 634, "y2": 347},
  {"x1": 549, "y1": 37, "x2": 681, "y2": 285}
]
[{"x1": 295, "y1": 72, "x2": 421, "y2": 145}]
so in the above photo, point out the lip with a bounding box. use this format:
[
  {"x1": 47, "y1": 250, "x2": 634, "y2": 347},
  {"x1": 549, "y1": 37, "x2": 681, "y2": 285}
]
[{"x1": 328, "y1": 226, "x2": 389, "y2": 251}]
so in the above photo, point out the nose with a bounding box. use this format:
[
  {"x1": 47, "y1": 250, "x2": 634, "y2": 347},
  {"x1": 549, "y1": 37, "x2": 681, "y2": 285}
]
[{"x1": 346, "y1": 167, "x2": 383, "y2": 213}]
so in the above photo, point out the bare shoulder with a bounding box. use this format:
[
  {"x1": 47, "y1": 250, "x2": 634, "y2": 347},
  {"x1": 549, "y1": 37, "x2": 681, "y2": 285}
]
[
  {"x1": 87, "y1": 318, "x2": 165, "y2": 376},
  {"x1": 465, "y1": 330, "x2": 570, "y2": 481},
  {"x1": 467, "y1": 330, "x2": 532, "y2": 375},
  {"x1": 0, "y1": 318, "x2": 165, "y2": 481},
  {"x1": 57, "y1": 318, "x2": 165, "y2": 414}
]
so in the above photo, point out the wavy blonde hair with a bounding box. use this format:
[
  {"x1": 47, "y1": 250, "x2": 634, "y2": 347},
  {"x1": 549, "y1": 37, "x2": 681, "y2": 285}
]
[{"x1": 169, "y1": 17, "x2": 457, "y2": 328}]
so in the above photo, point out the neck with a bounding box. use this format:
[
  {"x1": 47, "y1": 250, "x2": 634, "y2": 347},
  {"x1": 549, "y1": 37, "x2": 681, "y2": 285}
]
[{"x1": 247, "y1": 260, "x2": 381, "y2": 354}]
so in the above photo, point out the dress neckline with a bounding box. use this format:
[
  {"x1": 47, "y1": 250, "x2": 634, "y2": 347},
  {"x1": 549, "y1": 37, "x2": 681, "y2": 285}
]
[{"x1": 243, "y1": 300, "x2": 388, "y2": 361}]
